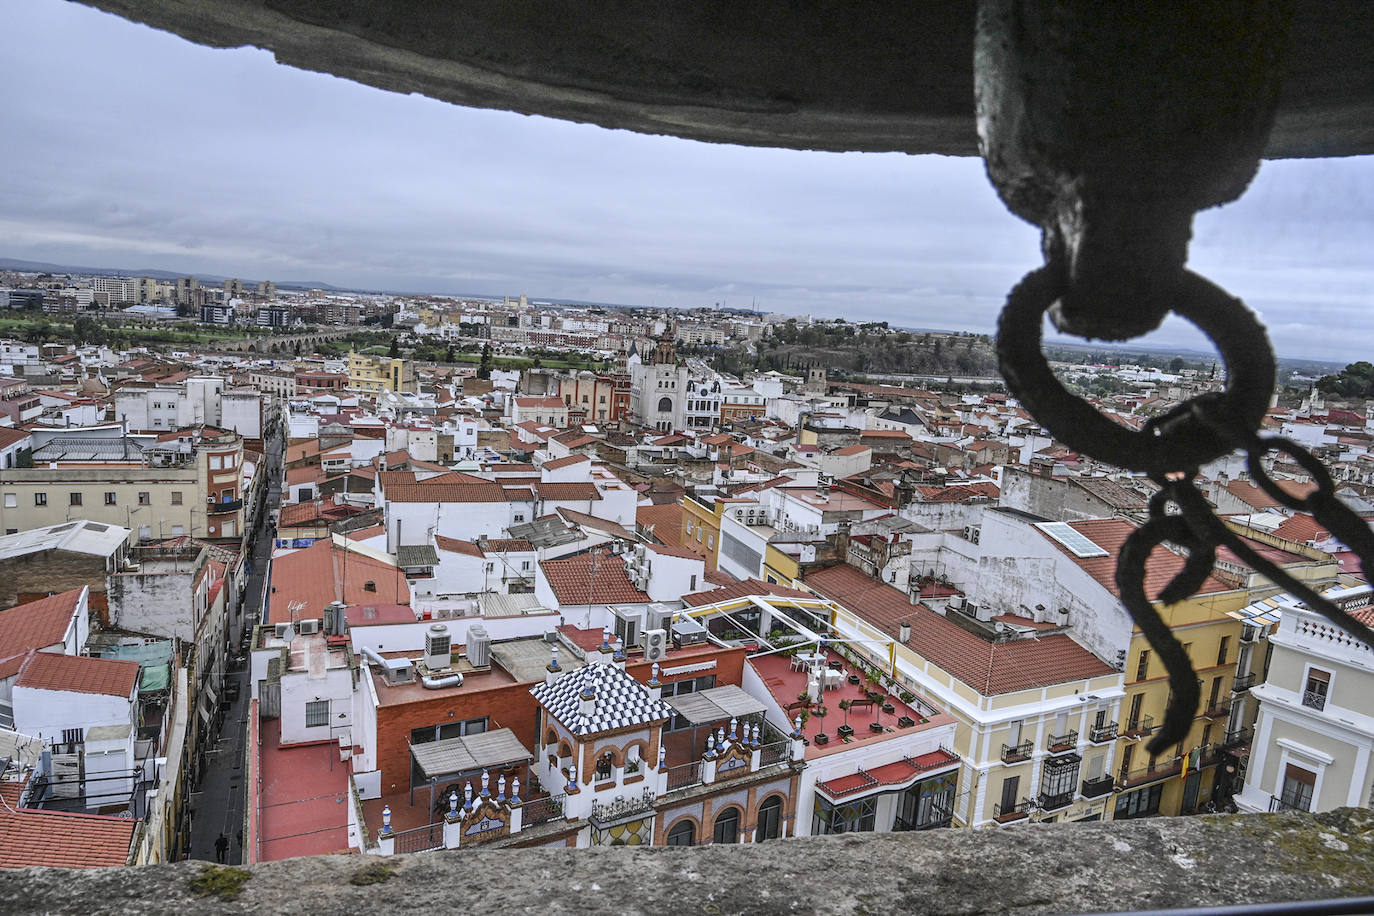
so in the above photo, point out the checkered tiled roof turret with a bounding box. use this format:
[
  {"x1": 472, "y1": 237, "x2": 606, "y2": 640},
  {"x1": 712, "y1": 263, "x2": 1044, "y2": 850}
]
[{"x1": 531, "y1": 663, "x2": 672, "y2": 736}]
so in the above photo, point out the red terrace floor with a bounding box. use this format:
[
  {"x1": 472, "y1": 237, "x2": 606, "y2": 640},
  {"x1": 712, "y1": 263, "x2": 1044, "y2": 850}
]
[
  {"x1": 256, "y1": 719, "x2": 351, "y2": 861},
  {"x1": 818, "y1": 749, "x2": 960, "y2": 799},
  {"x1": 361, "y1": 763, "x2": 536, "y2": 838},
  {"x1": 748, "y1": 651, "x2": 954, "y2": 761}
]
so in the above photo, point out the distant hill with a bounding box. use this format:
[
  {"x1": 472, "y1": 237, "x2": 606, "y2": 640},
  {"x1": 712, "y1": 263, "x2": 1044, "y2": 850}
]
[{"x1": 0, "y1": 257, "x2": 352, "y2": 292}]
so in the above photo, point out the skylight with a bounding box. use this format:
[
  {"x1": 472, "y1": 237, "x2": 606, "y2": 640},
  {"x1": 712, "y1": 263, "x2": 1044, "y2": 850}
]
[{"x1": 1036, "y1": 522, "x2": 1109, "y2": 558}]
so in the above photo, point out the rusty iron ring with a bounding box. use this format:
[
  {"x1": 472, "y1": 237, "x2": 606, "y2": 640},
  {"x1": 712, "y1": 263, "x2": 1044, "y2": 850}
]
[{"x1": 997, "y1": 266, "x2": 1275, "y2": 477}]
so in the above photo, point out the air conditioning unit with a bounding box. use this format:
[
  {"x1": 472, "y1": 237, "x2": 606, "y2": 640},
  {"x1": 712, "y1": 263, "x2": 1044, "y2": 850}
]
[
  {"x1": 543, "y1": 630, "x2": 560, "y2": 643},
  {"x1": 946, "y1": 595, "x2": 966, "y2": 613},
  {"x1": 425, "y1": 623, "x2": 451, "y2": 671},
  {"x1": 644, "y1": 628, "x2": 668, "y2": 662},
  {"x1": 274, "y1": 623, "x2": 291, "y2": 639},
  {"x1": 297, "y1": 619, "x2": 321, "y2": 635}
]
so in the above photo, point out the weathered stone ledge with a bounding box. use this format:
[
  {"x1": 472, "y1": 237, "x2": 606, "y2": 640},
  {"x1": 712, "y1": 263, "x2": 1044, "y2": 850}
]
[{"x1": 4, "y1": 808, "x2": 1372, "y2": 915}]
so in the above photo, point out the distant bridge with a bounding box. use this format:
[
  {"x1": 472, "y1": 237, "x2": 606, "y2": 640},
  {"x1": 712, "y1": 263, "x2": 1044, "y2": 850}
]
[{"x1": 217, "y1": 328, "x2": 357, "y2": 354}]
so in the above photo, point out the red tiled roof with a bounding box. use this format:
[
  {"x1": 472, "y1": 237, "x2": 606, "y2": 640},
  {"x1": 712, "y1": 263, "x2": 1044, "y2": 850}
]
[
  {"x1": 807, "y1": 564, "x2": 1114, "y2": 695},
  {"x1": 682, "y1": 578, "x2": 813, "y2": 607},
  {"x1": 0, "y1": 427, "x2": 31, "y2": 450},
  {"x1": 1048, "y1": 519, "x2": 1233, "y2": 600},
  {"x1": 542, "y1": 454, "x2": 590, "y2": 470},
  {"x1": 636, "y1": 504, "x2": 684, "y2": 547},
  {"x1": 647, "y1": 543, "x2": 708, "y2": 561},
  {"x1": 1273, "y1": 513, "x2": 1330, "y2": 544},
  {"x1": 483, "y1": 538, "x2": 534, "y2": 552},
  {"x1": 268, "y1": 540, "x2": 409, "y2": 623},
  {"x1": 435, "y1": 535, "x2": 483, "y2": 557},
  {"x1": 1223, "y1": 478, "x2": 1318, "y2": 511},
  {"x1": 16, "y1": 652, "x2": 139, "y2": 698},
  {"x1": 0, "y1": 809, "x2": 134, "y2": 869},
  {"x1": 833, "y1": 444, "x2": 871, "y2": 456},
  {"x1": 514, "y1": 397, "x2": 565, "y2": 409},
  {"x1": 540, "y1": 553, "x2": 649, "y2": 605},
  {"x1": 535, "y1": 482, "x2": 602, "y2": 501},
  {"x1": 0, "y1": 587, "x2": 84, "y2": 678}
]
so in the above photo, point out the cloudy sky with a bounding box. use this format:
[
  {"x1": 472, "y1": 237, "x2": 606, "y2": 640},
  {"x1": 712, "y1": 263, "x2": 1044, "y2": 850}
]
[{"x1": 3, "y1": 0, "x2": 1372, "y2": 363}]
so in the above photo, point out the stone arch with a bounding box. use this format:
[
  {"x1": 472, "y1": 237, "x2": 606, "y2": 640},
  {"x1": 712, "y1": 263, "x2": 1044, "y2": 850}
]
[
  {"x1": 752, "y1": 792, "x2": 787, "y2": 841},
  {"x1": 544, "y1": 727, "x2": 560, "y2": 748},
  {"x1": 556, "y1": 738, "x2": 573, "y2": 761},
  {"x1": 657, "y1": 396, "x2": 672, "y2": 413}
]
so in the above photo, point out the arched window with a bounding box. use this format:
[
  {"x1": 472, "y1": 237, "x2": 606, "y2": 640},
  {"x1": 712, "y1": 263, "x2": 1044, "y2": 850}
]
[
  {"x1": 666, "y1": 819, "x2": 695, "y2": 847},
  {"x1": 596, "y1": 752, "x2": 614, "y2": 780},
  {"x1": 657, "y1": 396, "x2": 673, "y2": 413},
  {"x1": 712, "y1": 807, "x2": 740, "y2": 844},
  {"x1": 756, "y1": 796, "x2": 783, "y2": 841}
]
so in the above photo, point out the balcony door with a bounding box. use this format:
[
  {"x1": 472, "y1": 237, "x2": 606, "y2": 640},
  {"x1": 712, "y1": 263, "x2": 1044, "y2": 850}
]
[{"x1": 1000, "y1": 775, "x2": 1019, "y2": 812}]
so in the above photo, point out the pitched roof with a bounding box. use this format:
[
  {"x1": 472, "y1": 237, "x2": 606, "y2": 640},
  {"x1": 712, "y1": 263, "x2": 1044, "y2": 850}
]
[
  {"x1": 535, "y1": 481, "x2": 602, "y2": 501},
  {"x1": 514, "y1": 396, "x2": 565, "y2": 409},
  {"x1": 539, "y1": 553, "x2": 649, "y2": 605},
  {"x1": 0, "y1": 587, "x2": 84, "y2": 679},
  {"x1": 807, "y1": 564, "x2": 1114, "y2": 695},
  {"x1": 16, "y1": 652, "x2": 139, "y2": 698},
  {"x1": 435, "y1": 535, "x2": 483, "y2": 557},
  {"x1": 1222, "y1": 478, "x2": 1318, "y2": 511},
  {"x1": 542, "y1": 454, "x2": 590, "y2": 470},
  {"x1": 1273, "y1": 513, "x2": 1330, "y2": 544},
  {"x1": 636, "y1": 504, "x2": 684, "y2": 547},
  {"x1": 530, "y1": 663, "x2": 672, "y2": 736},
  {"x1": 1043, "y1": 519, "x2": 1233, "y2": 600},
  {"x1": 0, "y1": 808, "x2": 134, "y2": 869},
  {"x1": 268, "y1": 539, "x2": 410, "y2": 623}
]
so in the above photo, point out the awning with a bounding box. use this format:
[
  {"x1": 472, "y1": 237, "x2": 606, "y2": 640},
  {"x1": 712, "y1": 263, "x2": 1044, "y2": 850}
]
[
  {"x1": 410, "y1": 728, "x2": 532, "y2": 781},
  {"x1": 666, "y1": 684, "x2": 767, "y2": 725},
  {"x1": 139, "y1": 664, "x2": 170, "y2": 692},
  {"x1": 665, "y1": 692, "x2": 725, "y2": 726},
  {"x1": 700, "y1": 685, "x2": 767, "y2": 719}
]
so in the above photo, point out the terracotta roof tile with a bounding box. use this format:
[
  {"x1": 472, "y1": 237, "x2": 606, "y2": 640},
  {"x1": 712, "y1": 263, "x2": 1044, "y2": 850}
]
[
  {"x1": 1273, "y1": 513, "x2": 1329, "y2": 544},
  {"x1": 0, "y1": 588, "x2": 84, "y2": 678},
  {"x1": 268, "y1": 540, "x2": 409, "y2": 623},
  {"x1": 1048, "y1": 519, "x2": 1233, "y2": 600},
  {"x1": 535, "y1": 481, "x2": 602, "y2": 501},
  {"x1": 636, "y1": 504, "x2": 684, "y2": 547},
  {"x1": 807, "y1": 564, "x2": 1114, "y2": 695},
  {"x1": 540, "y1": 553, "x2": 649, "y2": 605},
  {"x1": 542, "y1": 454, "x2": 590, "y2": 470},
  {"x1": 16, "y1": 652, "x2": 139, "y2": 697},
  {"x1": 0, "y1": 809, "x2": 134, "y2": 869}
]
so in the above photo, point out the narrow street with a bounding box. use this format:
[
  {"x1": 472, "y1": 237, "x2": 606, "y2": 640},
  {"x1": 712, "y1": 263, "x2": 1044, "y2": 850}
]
[{"x1": 188, "y1": 426, "x2": 281, "y2": 864}]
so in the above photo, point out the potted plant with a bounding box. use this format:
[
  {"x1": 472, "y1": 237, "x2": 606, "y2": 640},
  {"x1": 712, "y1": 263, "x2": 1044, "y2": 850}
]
[
  {"x1": 847, "y1": 672, "x2": 862, "y2": 685},
  {"x1": 868, "y1": 721, "x2": 885, "y2": 734},
  {"x1": 837, "y1": 699, "x2": 854, "y2": 738},
  {"x1": 882, "y1": 701, "x2": 896, "y2": 714},
  {"x1": 899, "y1": 690, "x2": 916, "y2": 705}
]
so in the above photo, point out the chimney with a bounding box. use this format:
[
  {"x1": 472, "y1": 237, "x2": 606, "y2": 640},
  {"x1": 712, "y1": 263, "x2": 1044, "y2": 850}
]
[
  {"x1": 646, "y1": 661, "x2": 662, "y2": 701},
  {"x1": 579, "y1": 687, "x2": 597, "y2": 719},
  {"x1": 545, "y1": 645, "x2": 562, "y2": 686},
  {"x1": 898, "y1": 622, "x2": 911, "y2": 643}
]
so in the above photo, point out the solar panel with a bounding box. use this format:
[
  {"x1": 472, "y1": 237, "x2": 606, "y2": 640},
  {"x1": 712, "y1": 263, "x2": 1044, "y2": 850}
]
[{"x1": 1036, "y1": 521, "x2": 1109, "y2": 558}]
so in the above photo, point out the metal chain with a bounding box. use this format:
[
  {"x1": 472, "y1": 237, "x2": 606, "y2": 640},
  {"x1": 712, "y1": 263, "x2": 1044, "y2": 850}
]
[{"x1": 997, "y1": 264, "x2": 1374, "y2": 755}]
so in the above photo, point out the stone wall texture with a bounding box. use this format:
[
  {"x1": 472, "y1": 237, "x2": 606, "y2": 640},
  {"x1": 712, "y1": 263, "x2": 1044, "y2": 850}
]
[{"x1": 3, "y1": 808, "x2": 1372, "y2": 915}]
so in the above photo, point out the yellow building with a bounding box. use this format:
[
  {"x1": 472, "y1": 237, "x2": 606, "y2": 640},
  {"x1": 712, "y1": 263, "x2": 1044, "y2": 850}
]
[
  {"x1": 680, "y1": 493, "x2": 726, "y2": 570},
  {"x1": 347, "y1": 350, "x2": 417, "y2": 394},
  {"x1": 808, "y1": 563, "x2": 1125, "y2": 827}
]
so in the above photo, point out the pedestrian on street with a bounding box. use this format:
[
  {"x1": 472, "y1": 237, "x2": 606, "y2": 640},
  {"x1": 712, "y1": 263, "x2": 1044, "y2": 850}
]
[{"x1": 214, "y1": 833, "x2": 229, "y2": 863}]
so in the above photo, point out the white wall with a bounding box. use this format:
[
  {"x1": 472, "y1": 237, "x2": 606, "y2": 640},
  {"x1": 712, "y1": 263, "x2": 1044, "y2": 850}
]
[
  {"x1": 279, "y1": 663, "x2": 353, "y2": 746},
  {"x1": 13, "y1": 685, "x2": 134, "y2": 743}
]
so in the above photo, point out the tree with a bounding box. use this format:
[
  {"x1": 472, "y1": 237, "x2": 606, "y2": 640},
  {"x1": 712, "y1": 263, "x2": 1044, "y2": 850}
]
[
  {"x1": 445, "y1": 344, "x2": 456, "y2": 363},
  {"x1": 477, "y1": 342, "x2": 493, "y2": 380},
  {"x1": 1169, "y1": 356, "x2": 1186, "y2": 372},
  {"x1": 1317, "y1": 361, "x2": 1374, "y2": 400},
  {"x1": 388, "y1": 337, "x2": 400, "y2": 359}
]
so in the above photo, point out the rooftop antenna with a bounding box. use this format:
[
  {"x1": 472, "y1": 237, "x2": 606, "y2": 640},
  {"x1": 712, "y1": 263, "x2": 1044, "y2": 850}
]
[{"x1": 287, "y1": 599, "x2": 306, "y2": 625}]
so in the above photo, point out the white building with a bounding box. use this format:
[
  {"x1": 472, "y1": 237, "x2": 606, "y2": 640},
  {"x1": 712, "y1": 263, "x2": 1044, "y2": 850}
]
[{"x1": 1235, "y1": 589, "x2": 1374, "y2": 814}]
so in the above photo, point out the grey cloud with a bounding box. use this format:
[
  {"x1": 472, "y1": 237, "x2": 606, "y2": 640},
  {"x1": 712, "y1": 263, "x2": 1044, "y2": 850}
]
[{"x1": 1, "y1": 0, "x2": 1371, "y2": 362}]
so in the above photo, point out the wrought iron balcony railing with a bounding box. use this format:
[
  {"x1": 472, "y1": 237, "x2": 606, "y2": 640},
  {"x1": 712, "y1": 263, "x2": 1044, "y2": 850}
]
[{"x1": 1000, "y1": 740, "x2": 1032, "y2": 764}]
